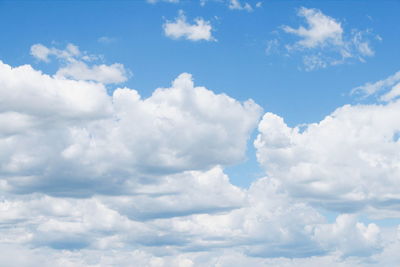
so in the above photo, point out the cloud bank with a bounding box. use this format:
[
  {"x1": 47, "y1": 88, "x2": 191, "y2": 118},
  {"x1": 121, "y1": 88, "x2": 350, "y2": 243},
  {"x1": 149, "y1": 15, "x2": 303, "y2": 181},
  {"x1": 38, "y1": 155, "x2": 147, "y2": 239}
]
[{"x1": 1, "y1": 47, "x2": 400, "y2": 266}]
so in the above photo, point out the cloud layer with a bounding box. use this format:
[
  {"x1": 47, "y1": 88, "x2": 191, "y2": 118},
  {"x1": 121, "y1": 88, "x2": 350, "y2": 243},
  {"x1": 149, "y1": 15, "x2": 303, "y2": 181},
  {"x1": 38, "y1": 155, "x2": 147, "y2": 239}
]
[
  {"x1": 1, "y1": 47, "x2": 400, "y2": 266},
  {"x1": 0, "y1": 59, "x2": 261, "y2": 196}
]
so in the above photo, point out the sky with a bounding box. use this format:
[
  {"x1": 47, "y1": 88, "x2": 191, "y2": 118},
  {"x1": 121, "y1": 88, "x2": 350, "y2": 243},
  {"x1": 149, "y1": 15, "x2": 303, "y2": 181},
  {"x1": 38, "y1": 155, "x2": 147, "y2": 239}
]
[{"x1": 1, "y1": 0, "x2": 400, "y2": 266}]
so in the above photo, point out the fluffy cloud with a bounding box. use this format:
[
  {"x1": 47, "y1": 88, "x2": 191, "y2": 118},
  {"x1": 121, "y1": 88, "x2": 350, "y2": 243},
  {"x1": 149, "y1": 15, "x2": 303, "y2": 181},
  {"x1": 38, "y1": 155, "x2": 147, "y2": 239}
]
[
  {"x1": 163, "y1": 11, "x2": 215, "y2": 41},
  {"x1": 283, "y1": 7, "x2": 343, "y2": 49},
  {"x1": 31, "y1": 43, "x2": 128, "y2": 84},
  {"x1": 0, "y1": 61, "x2": 261, "y2": 196},
  {"x1": 273, "y1": 7, "x2": 378, "y2": 70},
  {"x1": 313, "y1": 214, "x2": 381, "y2": 257},
  {"x1": 56, "y1": 61, "x2": 127, "y2": 84},
  {"x1": 101, "y1": 167, "x2": 245, "y2": 220},
  {"x1": 255, "y1": 99, "x2": 400, "y2": 214},
  {"x1": 0, "y1": 175, "x2": 385, "y2": 265},
  {"x1": 0, "y1": 48, "x2": 398, "y2": 265},
  {"x1": 0, "y1": 61, "x2": 112, "y2": 120}
]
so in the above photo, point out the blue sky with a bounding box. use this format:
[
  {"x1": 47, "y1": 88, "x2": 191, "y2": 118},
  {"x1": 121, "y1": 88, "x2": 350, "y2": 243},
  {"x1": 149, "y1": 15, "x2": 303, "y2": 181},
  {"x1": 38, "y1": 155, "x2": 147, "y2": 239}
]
[{"x1": 1, "y1": 0, "x2": 400, "y2": 266}]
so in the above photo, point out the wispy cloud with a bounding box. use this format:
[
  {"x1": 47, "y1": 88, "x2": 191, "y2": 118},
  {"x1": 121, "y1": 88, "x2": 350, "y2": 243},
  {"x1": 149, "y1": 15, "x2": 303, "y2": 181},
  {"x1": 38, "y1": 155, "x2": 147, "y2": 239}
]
[
  {"x1": 228, "y1": 0, "x2": 253, "y2": 12},
  {"x1": 352, "y1": 70, "x2": 400, "y2": 101},
  {"x1": 283, "y1": 7, "x2": 344, "y2": 49},
  {"x1": 147, "y1": 0, "x2": 179, "y2": 4},
  {"x1": 30, "y1": 43, "x2": 128, "y2": 84},
  {"x1": 268, "y1": 7, "x2": 379, "y2": 71}
]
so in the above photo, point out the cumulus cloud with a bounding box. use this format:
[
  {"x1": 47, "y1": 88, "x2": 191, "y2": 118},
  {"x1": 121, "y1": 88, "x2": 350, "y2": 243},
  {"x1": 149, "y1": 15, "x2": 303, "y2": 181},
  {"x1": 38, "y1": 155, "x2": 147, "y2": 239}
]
[
  {"x1": 255, "y1": 99, "x2": 400, "y2": 214},
  {"x1": 0, "y1": 61, "x2": 261, "y2": 196},
  {"x1": 0, "y1": 49, "x2": 398, "y2": 265},
  {"x1": 163, "y1": 11, "x2": 215, "y2": 41},
  {"x1": 270, "y1": 7, "x2": 378, "y2": 70},
  {"x1": 30, "y1": 43, "x2": 128, "y2": 84},
  {"x1": 0, "y1": 175, "x2": 385, "y2": 265},
  {"x1": 313, "y1": 214, "x2": 382, "y2": 257},
  {"x1": 101, "y1": 167, "x2": 246, "y2": 220}
]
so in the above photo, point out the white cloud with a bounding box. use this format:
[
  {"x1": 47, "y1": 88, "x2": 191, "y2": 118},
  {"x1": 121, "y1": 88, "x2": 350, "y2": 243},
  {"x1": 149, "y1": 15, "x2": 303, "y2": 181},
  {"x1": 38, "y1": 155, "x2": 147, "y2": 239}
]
[
  {"x1": 30, "y1": 43, "x2": 128, "y2": 84},
  {"x1": 0, "y1": 174, "x2": 385, "y2": 264},
  {"x1": 147, "y1": 0, "x2": 179, "y2": 3},
  {"x1": 283, "y1": 7, "x2": 343, "y2": 49},
  {"x1": 31, "y1": 43, "x2": 81, "y2": 62},
  {"x1": 313, "y1": 214, "x2": 382, "y2": 257},
  {"x1": 101, "y1": 166, "x2": 246, "y2": 220},
  {"x1": 255, "y1": 99, "x2": 400, "y2": 214},
  {"x1": 200, "y1": 0, "x2": 260, "y2": 11},
  {"x1": 1, "y1": 49, "x2": 399, "y2": 265},
  {"x1": 274, "y1": 7, "x2": 378, "y2": 70},
  {"x1": 352, "y1": 70, "x2": 400, "y2": 100},
  {"x1": 56, "y1": 62, "x2": 128, "y2": 84},
  {"x1": 0, "y1": 61, "x2": 112, "y2": 120},
  {"x1": 163, "y1": 11, "x2": 215, "y2": 41},
  {"x1": 0, "y1": 61, "x2": 261, "y2": 196},
  {"x1": 228, "y1": 0, "x2": 253, "y2": 12}
]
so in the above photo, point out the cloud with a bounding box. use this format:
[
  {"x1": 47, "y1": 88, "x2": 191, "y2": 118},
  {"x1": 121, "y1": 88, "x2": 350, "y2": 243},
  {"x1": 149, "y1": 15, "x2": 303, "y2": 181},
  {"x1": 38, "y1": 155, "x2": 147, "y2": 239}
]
[
  {"x1": 0, "y1": 49, "x2": 398, "y2": 265},
  {"x1": 31, "y1": 43, "x2": 81, "y2": 62},
  {"x1": 200, "y1": 0, "x2": 261, "y2": 11},
  {"x1": 255, "y1": 99, "x2": 400, "y2": 214},
  {"x1": 101, "y1": 166, "x2": 246, "y2": 220},
  {"x1": 30, "y1": 43, "x2": 128, "y2": 84},
  {"x1": 0, "y1": 61, "x2": 112, "y2": 120},
  {"x1": 0, "y1": 175, "x2": 385, "y2": 264},
  {"x1": 283, "y1": 7, "x2": 343, "y2": 49},
  {"x1": 352, "y1": 70, "x2": 400, "y2": 101},
  {"x1": 163, "y1": 11, "x2": 215, "y2": 41},
  {"x1": 271, "y1": 7, "x2": 378, "y2": 70},
  {"x1": 56, "y1": 61, "x2": 128, "y2": 84},
  {"x1": 313, "y1": 214, "x2": 382, "y2": 257},
  {"x1": 0, "y1": 61, "x2": 261, "y2": 196},
  {"x1": 147, "y1": 0, "x2": 179, "y2": 3},
  {"x1": 97, "y1": 36, "x2": 116, "y2": 44},
  {"x1": 228, "y1": 0, "x2": 253, "y2": 12}
]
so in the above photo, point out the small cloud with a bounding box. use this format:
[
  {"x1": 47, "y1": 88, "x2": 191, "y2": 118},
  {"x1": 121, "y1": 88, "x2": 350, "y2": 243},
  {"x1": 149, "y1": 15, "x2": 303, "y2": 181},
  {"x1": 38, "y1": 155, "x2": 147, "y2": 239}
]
[
  {"x1": 228, "y1": 0, "x2": 253, "y2": 12},
  {"x1": 352, "y1": 70, "x2": 400, "y2": 101},
  {"x1": 147, "y1": 0, "x2": 179, "y2": 4},
  {"x1": 56, "y1": 62, "x2": 128, "y2": 84},
  {"x1": 283, "y1": 7, "x2": 344, "y2": 49},
  {"x1": 163, "y1": 10, "x2": 215, "y2": 42},
  {"x1": 30, "y1": 43, "x2": 128, "y2": 84},
  {"x1": 97, "y1": 36, "x2": 116, "y2": 44},
  {"x1": 268, "y1": 7, "x2": 379, "y2": 71},
  {"x1": 265, "y1": 39, "x2": 280, "y2": 55}
]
